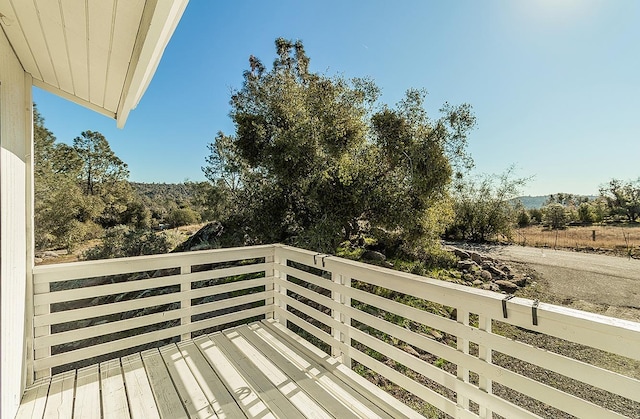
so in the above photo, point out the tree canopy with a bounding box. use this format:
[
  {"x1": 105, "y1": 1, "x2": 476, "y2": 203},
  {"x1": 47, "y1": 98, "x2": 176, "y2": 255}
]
[
  {"x1": 34, "y1": 107, "x2": 150, "y2": 250},
  {"x1": 203, "y1": 38, "x2": 476, "y2": 255}
]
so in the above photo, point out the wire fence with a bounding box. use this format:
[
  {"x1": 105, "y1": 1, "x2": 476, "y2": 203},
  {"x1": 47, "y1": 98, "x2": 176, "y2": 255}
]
[{"x1": 514, "y1": 225, "x2": 640, "y2": 255}]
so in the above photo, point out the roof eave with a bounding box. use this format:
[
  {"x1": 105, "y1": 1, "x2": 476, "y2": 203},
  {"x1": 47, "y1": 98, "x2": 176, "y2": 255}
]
[{"x1": 115, "y1": 0, "x2": 188, "y2": 128}]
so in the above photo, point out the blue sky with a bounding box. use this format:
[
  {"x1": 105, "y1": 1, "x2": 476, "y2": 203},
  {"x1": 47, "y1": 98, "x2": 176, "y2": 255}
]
[{"x1": 33, "y1": 0, "x2": 640, "y2": 196}]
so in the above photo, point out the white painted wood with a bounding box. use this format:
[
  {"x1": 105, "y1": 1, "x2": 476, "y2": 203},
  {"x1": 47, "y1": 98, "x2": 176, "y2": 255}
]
[
  {"x1": 210, "y1": 332, "x2": 302, "y2": 419},
  {"x1": 42, "y1": 369, "x2": 75, "y2": 419},
  {"x1": 477, "y1": 315, "x2": 493, "y2": 419},
  {"x1": 33, "y1": 278, "x2": 270, "y2": 328},
  {"x1": 141, "y1": 348, "x2": 188, "y2": 419},
  {"x1": 59, "y1": 0, "x2": 89, "y2": 100},
  {"x1": 103, "y1": 0, "x2": 145, "y2": 111},
  {"x1": 73, "y1": 364, "x2": 101, "y2": 419},
  {"x1": 194, "y1": 334, "x2": 277, "y2": 419},
  {"x1": 456, "y1": 309, "x2": 470, "y2": 411},
  {"x1": 8, "y1": 0, "x2": 57, "y2": 85},
  {"x1": 180, "y1": 264, "x2": 192, "y2": 341},
  {"x1": 0, "y1": 0, "x2": 41, "y2": 78},
  {"x1": 33, "y1": 305, "x2": 270, "y2": 374},
  {"x1": 115, "y1": 0, "x2": 189, "y2": 127},
  {"x1": 33, "y1": 0, "x2": 74, "y2": 93},
  {"x1": 222, "y1": 327, "x2": 332, "y2": 419},
  {"x1": 14, "y1": 378, "x2": 50, "y2": 419},
  {"x1": 87, "y1": 0, "x2": 113, "y2": 107},
  {"x1": 32, "y1": 246, "x2": 273, "y2": 283},
  {"x1": 177, "y1": 340, "x2": 245, "y2": 419},
  {"x1": 264, "y1": 319, "x2": 425, "y2": 419},
  {"x1": 159, "y1": 343, "x2": 215, "y2": 418},
  {"x1": 238, "y1": 323, "x2": 373, "y2": 419},
  {"x1": 0, "y1": 31, "x2": 30, "y2": 416},
  {"x1": 122, "y1": 353, "x2": 161, "y2": 419},
  {"x1": 100, "y1": 358, "x2": 131, "y2": 419}
]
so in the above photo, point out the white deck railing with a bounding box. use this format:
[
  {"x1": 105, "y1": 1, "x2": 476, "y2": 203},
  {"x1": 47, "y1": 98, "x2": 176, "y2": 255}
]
[{"x1": 31, "y1": 244, "x2": 640, "y2": 418}]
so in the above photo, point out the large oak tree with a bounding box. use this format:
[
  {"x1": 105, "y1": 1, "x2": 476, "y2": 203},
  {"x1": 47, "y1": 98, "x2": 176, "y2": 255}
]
[{"x1": 204, "y1": 38, "x2": 476, "y2": 254}]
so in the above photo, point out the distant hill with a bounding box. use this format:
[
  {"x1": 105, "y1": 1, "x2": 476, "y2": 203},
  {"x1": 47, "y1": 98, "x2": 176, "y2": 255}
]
[
  {"x1": 515, "y1": 195, "x2": 549, "y2": 209},
  {"x1": 514, "y1": 194, "x2": 599, "y2": 209},
  {"x1": 131, "y1": 182, "x2": 195, "y2": 203}
]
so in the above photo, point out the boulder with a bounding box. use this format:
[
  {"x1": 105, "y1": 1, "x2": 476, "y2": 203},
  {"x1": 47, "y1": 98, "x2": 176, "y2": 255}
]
[
  {"x1": 469, "y1": 251, "x2": 484, "y2": 264},
  {"x1": 453, "y1": 248, "x2": 471, "y2": 260},
  {"x1": 473, "y1": 279, "x2": 484, "y2": 286},
  {"x1": 494, "y1": 280, "x2": 519, "y2": 292},
  {"x1": 457, "y1": 260, "x2": 477, "y2": 271},
  {"x1": 480, "y1": 270, "x2": 493, "y2": 281},
  {"x1": 512, "y1": 276, "x2": 527, "y2": 287},
  {"x1": 363, "y1": 250, "x2": 386, "y2": 262}
]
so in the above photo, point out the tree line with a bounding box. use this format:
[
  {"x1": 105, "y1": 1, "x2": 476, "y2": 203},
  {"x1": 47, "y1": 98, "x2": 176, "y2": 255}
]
[
  {"x1": 34, "y1": 38, "x2": 639, "y2": 263},
  {"x1": 34, "y1": 106, "x2": 209, "y2": 253}
]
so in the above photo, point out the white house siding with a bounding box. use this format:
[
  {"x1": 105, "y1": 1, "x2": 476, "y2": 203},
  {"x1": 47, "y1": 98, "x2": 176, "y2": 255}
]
[{"x1": 0, "y1": 27, "x2": 31, "y2": 419}]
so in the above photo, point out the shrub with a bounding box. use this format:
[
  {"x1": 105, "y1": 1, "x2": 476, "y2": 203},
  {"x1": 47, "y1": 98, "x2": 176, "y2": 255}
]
[{"x1": 83, "y1": 226, "x2": 173, "y2": 260}]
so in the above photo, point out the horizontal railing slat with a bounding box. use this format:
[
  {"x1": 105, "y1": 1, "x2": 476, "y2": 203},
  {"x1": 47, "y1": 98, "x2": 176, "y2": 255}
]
[
  {"x1": 32, "y1": 245, "x2": 274, "y2": 284},
  {"x1": 316, "y1": 254, "x2": 640, "y2": 359},
  {"x1": 332, "y1": 276, "x2": 640, "y2": 403},
  {"x1": 34, "y1": 291, "x2": 270, "y2": 350},
  {"x1": 29, "y1": 244, "x2": 640, "y2": 419},
  {"x1": 33, "y1": 305, "x2": 270, "y2": 373}
]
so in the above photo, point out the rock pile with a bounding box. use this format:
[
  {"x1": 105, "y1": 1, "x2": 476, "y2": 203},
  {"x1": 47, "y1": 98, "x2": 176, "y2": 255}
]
[{"x1": 449, "y1": 247, "x2": 529, "y2": 292}]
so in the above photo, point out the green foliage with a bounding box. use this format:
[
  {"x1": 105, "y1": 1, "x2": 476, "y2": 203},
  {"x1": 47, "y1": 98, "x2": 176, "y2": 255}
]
[
  {"x1": 543, "y1": 203, "x2": 568, "y2": 229},
  {"x1": 203, "y1": 38, "x2": 475, "y2": 254},
  {"x1": 528, "y1": 208, "x2": 543, "y2": 224},
  {"x1": 517, "y1": 209, "x2": 531, "y2": 227},
  {"x1": 577, "y1": 202, "x2": 597, "y2": 224},
  {"x1": 83, "y1": 226, "x2": 173, "y2": 260},
  {"x1": 73, "y1": 130, "x2": 129, "y2": 195},
  {"x1": 34, "y1": 105, "x2": 151, "y2": 251},
  {"x1": 447, "y1": 167, "x2": 529, "y2": 242},
  {"x1": 166, "y1": 207, "x2": 201, "y2": 228},
  {"x1": 599, "y1": 178, "x2": 640, "y2": 222}
]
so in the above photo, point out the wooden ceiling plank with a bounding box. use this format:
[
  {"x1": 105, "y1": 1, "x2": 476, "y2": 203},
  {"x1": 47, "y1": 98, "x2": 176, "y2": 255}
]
[
  {"x1": 103, "y1": 0, "x2": 145, "y2": 112},
  {"x1": 1, "y1": 0, "x2": 45, "y2": 81},
  {"x1": 59, "y1": 0, "x2": 89, "y2": 101},
  {"x1": 33, "y1": 0, "x2": 74, "y2": 94},
  {"x1": 86, "y1": 0, "x2": 114, "y2": 107}
]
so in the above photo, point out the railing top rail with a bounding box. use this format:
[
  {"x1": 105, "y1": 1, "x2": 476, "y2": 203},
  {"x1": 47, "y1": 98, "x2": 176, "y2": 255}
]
[
  {"x1": 276, "y1": 244, "x2": 640, "y2": 360},
  {"x1": 33, "y1": 244, "x2": 275, "y2": 284}
]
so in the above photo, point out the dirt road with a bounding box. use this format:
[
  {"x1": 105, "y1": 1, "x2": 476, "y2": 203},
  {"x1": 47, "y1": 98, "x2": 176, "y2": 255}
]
[{"x1": 453, "y1": 243, "x2": 640, "y2": 321}]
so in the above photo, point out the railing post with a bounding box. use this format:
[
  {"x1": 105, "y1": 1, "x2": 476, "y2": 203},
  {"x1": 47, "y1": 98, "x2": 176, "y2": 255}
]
[
  {"x1": 456, "y1": 309, "x2": 470, "y2": 411},
  {"x1": 340, "y1": 273, "x2": 352, "y2": 368},
  {"x1": 180, "y1": 264, "x2": 191, "y2": 341},
  {"x1": 478, "y1": 314, "x2": 493, "y2": 418},
  {"x1": 331, "y1": 270, "x2": 342, "y2": 360},
  {"x1": 272, "y1": 245, "x2": 285, "y2": 321},
  {"x1": 33, "y1": 282, "x2": 51, "y2": 379},
  {"x1": 265, "y1": 247, "x2": 275, "y2": 319}
]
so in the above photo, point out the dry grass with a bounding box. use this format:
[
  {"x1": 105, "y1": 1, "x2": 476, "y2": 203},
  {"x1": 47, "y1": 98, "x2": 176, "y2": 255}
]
[{"x1": 513, "y1": 224, "x2": 640, "y2": 255}]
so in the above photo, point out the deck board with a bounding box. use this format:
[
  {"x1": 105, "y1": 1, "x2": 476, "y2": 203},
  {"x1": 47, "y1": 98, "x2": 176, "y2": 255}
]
[
  {"x1": 100, "y1": 358, "x2": 131, "y2": 419},
  {"x1": 141, "y1": 348, "x2": 188, "y2": 419},
  {"x1": 73, "y1": 365, "x2": 101, "y2": 419},
  {"x1": 176, "y1": 340, "x2": 245, "y2": 419},
  {"x1": 159, "y1": 343, "x2": 215, "y2": 418},
  {"x1": 17, "y1": 321, "x2": 423, "y2": 419},
  {"x1": 122, "y1": 353, "x2": 160, "y2": 419}
]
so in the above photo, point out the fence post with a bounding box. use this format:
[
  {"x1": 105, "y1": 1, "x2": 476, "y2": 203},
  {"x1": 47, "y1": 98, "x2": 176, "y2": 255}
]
[
  {"x1": 478, "y1": 314, "x2": 493, "y2": 418},
  {"x1": 265, "y1": 246, "x2": 275, "y2": 319},
  {"x1": 456, "y1": 309, "x2": 470, "y2": 411},
  {"x1": 33, "y1": 282, "x2": 51, "y2": 379},
  {"x1": 330, "y1": 267, "x2": 351, "y2": 364},
  {"x1": 180, "y1": 264, "x2": 191, "y2": 341},
  {"x1": 341, "y1": 273, "x2": 352, "y2": 368},
  {"x1": 272, "y1": 245, "x2": 285, "y2": 321}
]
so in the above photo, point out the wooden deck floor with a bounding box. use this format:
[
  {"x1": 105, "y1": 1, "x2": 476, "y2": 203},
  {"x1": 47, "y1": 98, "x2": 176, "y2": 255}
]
[{"x1": 16, "y1": 319, "x2": 422, "y2": 419}]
